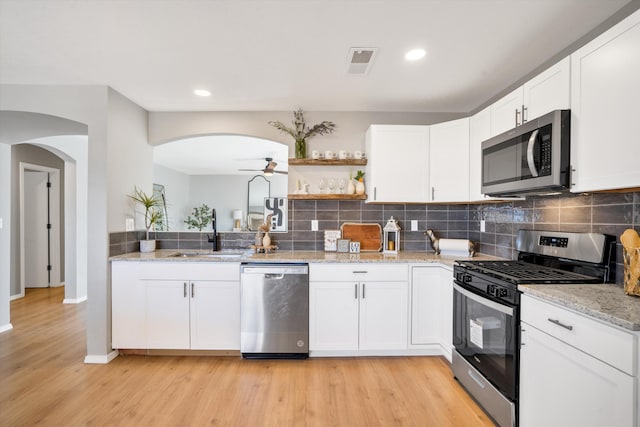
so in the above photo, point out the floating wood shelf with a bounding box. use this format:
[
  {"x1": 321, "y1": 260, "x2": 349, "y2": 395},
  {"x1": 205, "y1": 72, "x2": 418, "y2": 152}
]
[
  {"x1": 288, "y1": 193, "x2": 367, "y2": 200},
  {"x1": 288, "y1": 158, "x2": 367, "y2": 166}
]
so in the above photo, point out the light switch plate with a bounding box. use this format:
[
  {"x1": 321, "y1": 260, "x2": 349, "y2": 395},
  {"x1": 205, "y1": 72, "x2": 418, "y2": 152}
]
[
  {"x1": 311, "y1": 220, "x2": 319, "y2": 231},
  {"x1": 411, "y1": 220, "x2": 418, "y2": 231},
  {"x1": 480, "y1": 220, "x2": 486, "y2": 232},
  {"x1": 0, "y1": 217, "x2": 3, "y2": 229},
  {"x1": 125, "y1": 217, "x2": 135, "y2": 231}
]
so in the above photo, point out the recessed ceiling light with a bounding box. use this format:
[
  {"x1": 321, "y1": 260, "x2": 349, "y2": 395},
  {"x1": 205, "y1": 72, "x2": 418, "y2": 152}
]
[
  {"x1": 194, "y1": 89, "x2": 211, "y2": 97},
  {"x1": 405, "y1": 49, "x2": 426, "y2": 61}
]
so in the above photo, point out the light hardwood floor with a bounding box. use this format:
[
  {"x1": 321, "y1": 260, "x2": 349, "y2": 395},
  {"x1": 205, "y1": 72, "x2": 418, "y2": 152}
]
[{"x1": 0, "y1": 287, "x2": 494, "y2": 426}]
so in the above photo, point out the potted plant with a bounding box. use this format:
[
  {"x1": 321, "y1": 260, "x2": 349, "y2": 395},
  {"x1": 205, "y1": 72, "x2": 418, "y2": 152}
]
[
  {"x1": 184, "y1": 203, "x2": 211, "y2": 231},
  {"x1": 268, "y1": 108, "x2": 336, "y2": 159},
  {"x1": 354, "y1": 170, "x2": 366, "y2": 195},
  {"x1": 129, "y1": 187, "x2": 163, "y2": 252}
]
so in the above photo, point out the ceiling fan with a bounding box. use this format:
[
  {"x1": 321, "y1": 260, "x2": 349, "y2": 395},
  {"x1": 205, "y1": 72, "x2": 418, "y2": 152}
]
[{"x1": 238, "y1": 157, "x2": 288, "y2": 175}]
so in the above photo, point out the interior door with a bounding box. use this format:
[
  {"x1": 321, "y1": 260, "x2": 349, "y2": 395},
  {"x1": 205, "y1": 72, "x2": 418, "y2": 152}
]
[{"x1": 24, "y1": 171, "x2": 49, "y2": 288}]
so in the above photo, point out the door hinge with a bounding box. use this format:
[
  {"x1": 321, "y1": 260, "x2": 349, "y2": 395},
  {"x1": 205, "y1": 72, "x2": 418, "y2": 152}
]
[
  {"x1": 47, "y1": 265, "x2": 52, "y2": 271},
  {"x1": 46, "y1": 182, "x2": 52, "y2": 188},
  {"x1": 47, "y1": 223, "x2": 52, "y2": 229}
]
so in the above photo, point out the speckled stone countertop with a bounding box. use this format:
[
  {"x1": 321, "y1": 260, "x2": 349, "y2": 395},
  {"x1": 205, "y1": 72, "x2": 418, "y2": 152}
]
[
  {"x1": 109, "y1": 249, "x2": 500, "y2": 268},
  {"x1": 519, "y1": 284, "x2": 640, "y2": 331}
]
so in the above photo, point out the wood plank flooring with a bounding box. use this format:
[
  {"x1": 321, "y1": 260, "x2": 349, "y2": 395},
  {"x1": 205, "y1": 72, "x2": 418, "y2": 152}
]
[{"x1": 0, "y1": 287, "x2": 495, "y2": 426}]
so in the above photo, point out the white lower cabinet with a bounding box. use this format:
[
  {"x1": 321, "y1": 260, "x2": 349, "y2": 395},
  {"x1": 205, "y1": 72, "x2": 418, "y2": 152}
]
[
  {"x1": 309, "y1": 264, "x2": 408, "y2": 354},
  {"x1": 410, "y1": 265, "x2": 453, "y2": 361},
  {"x1": 112, "y1": 262, "x2": 240, "y2": 350},
  {"x1": 520, "y1": 294, "x2": 637, "y2": 427}
]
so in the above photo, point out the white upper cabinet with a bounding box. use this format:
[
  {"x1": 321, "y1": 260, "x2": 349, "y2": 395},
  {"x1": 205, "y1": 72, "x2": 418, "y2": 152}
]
[
  {"x1": 468, "y1": 107, "x2": 491, "y2": 201},
  {"x1": 365, "y1": 125, "x2": 429, "y2": 203},
  {"x1": 429, "y1": 118, "x2": 470, "y2": 202},
  {"x1": 570, "y1": 9, "x2": 640, "y2": 193},
  {"x1": 523, "y1": 56, "x2": 571, "y2": 120},
  {"x1": 490, "y1": 87, "x2": 524, "y2": 136},
  {"x1": 490, "y1": 57, "x2": 571, "y2": 137}
]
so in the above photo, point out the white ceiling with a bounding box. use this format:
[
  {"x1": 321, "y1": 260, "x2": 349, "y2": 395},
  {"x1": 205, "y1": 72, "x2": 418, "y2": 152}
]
[{"x1": 0, "y1": 0, "x2": 634, "y2": 113}]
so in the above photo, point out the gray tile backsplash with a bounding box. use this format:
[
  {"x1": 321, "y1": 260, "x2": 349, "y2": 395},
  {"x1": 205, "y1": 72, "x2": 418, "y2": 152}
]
[{"x1": 109, "y1": 191, "x2": 640, "y2": 284}]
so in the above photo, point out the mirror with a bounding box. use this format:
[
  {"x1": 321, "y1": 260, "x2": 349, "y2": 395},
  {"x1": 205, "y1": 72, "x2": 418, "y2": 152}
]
[
  {"x1": 153, "y1": 135, "x2": 288, "y2": 232},
  {"x1": 247, "y1": 175, "x2": 270, "y2": 231}
]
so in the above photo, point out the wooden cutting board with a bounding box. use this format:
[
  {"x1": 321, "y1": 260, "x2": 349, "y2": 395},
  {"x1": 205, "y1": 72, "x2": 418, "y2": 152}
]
[{"x1": 340, "y1": 223, "x2": 382, "y2": 252}]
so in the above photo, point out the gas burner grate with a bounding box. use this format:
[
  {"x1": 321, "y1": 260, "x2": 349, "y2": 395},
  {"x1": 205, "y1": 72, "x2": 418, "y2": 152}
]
[{"x1": 458, "y1": 260, "x2": 600, "y2": 284}]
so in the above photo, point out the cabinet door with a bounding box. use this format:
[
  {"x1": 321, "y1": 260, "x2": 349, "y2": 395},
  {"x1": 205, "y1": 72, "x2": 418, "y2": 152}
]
[
  {"x1": 365, "y1": 125, "x2": 429, "y2": 203},
  {"x1": 520, "y1": 323, "x2": 635, "y2": 427},
  {"x1": 359, "y1": 282, "x2": 408, "y2": 350},
  {"x1": 490, "y1": 87, "x2": 523, "y2": 136},
  {"x1": 570, "y1": 10, "x2": 640, "y2": 192},
  {"x1": 468, "y1": 107, "x2": 492, "y2": 201},
  {"x1": 144, "y1": 280, "x2": 190, "y2": 349},
  {"x1": 410, "y1": 267, "x2": 441, "y2": 345},
  {"x1": 190, "y1": 280, "x2": 240, "y2": 350},
  {"x1": 309, "y1": 282, "x2": 359, "y2": 351},
  {"x1": 111, "y1": 262, "x2": 146, "y2": 349},
  {"x1": 429, "y1": 118, "x2": 470, "y2": 202},
  {"x1": 523, "y1": 56, "x2": 570, "y2": 121}
]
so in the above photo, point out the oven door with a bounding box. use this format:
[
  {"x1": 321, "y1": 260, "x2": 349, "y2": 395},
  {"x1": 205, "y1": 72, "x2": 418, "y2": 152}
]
[{"x1": 453, "y1": 282, "x2": 518, "y2": 401}]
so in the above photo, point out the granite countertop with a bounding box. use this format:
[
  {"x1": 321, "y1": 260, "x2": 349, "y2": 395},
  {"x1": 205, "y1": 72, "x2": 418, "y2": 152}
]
[
  {"x1": 519, "y1": 284, "x2": 640, "y2": 331},
  {"x1": 109, "y1": 249, "x2": 500, "y2": 268}
]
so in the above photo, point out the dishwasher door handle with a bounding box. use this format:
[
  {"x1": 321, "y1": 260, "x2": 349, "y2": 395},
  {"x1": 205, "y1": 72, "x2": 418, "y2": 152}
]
[{"x1": 264, "y1": 273, "x2": 285, "y2": 280}]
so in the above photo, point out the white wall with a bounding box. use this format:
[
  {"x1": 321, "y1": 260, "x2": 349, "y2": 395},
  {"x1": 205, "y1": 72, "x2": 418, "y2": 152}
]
[
  {"x1": 107, "y1": 88, "x2": 152, "y2": 233},
  {"x1": 0, "y1": 144, "x2": 12, "y2": 332}
]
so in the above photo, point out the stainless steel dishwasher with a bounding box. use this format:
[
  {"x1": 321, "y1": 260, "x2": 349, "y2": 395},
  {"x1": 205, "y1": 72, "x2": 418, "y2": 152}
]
[{"x1": 240, "y1": 263, "x2": 309, "y2": 359}]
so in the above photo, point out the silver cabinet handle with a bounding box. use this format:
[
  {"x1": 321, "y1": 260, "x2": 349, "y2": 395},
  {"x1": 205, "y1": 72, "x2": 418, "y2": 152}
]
[
  {"x1": 354, "y1": 283, "x2": 358, "y2": 299},
  {"x1": 191, "y1": 282, "x2": 195, "y2": 298},
  {"x1": 183, "y1": 282, "x2": 187, "y2": 298},
  {"x1": 431, "y1": 187, "x2": 435, "y2": 200},
  {"x1": 570, "y1": 166, "x2": 576, "y2": 187},
  {"x1": 352, "y1": 271, "x2": 368, "y2": 274},
  {"x1": 362, "y1": 283, "x2": 366, "y2": 299},
  {"x1": 522, "y1": 104, "x2": 528, "y2": 123},
  {"x1": 548, "y1": 318, "x2": 573, "y2": 331},
  {"x1": 526, "y1": 129, "x2": 540, "y2": 177},
  {"x1": 515, "y1": 108, "x2": 520, "y2": 126},
  {"x1": 374, "y1": 187, "x2": 377, "y2": 201}
]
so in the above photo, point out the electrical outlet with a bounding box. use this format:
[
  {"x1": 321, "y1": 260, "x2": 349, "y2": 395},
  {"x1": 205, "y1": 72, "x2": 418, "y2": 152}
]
[
  {"x1": 480, "y1": 220, "x2": 486, "y2": 232},
  {"x1": 411, "y1": 220, "x2": 418, "y2": 231},
  {"x1": 0, "y1": 217, "x2": 3, "y2": 229},
  {"x1": 311, "y1": 220, "x2": 319, "y2": 231},
  {"x1": 125, "y1": 217, "x2": 135, "y2": 231}
]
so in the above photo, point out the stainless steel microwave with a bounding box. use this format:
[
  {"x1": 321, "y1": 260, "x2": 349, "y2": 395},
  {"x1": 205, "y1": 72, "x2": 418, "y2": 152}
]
[{"x1": 481, "y1": 109, "x2": 571, "y2": 197}]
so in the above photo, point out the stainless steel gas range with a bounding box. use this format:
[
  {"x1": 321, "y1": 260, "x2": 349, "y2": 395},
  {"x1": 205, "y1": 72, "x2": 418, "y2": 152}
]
[{"x1": 451, "y1": 230, "x2": 615, "y2": 427}]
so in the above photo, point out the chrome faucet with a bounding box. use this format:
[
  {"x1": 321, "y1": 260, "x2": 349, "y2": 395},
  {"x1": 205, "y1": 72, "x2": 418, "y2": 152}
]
[{"x1": 207, "y1": 208, "x2": 218, "y2": 251}]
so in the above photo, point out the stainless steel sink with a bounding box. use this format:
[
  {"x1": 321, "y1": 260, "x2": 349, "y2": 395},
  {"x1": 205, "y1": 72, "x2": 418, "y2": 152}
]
[{"x1": 169, "y1": 251, "x2": 246, "y2": 259}]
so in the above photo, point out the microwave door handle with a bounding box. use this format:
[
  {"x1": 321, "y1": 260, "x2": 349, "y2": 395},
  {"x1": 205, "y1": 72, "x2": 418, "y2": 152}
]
[{"x1": 526, "y1": 129, "x2": 540, "y2": 177}]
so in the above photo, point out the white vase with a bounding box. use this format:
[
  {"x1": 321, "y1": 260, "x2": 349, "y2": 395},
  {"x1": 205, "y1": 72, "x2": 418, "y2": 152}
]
[
  {"x1": 347, "y1": 180, "x2": 356, "y2": 195},
  {"x1": 140, "y1": 239, "x2": 156, "y2": 253},
  {"x1": 355, "y1": 180, "x2": 365, "y2": 195},
  {"x1": 262, "y1": 232, "x2": 271, "y2": 248}
]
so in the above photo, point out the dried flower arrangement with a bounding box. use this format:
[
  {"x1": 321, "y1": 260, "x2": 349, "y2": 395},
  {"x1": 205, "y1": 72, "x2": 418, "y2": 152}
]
[{"x1": 268, "y1": 108, "x2": 336, "y2": 158}]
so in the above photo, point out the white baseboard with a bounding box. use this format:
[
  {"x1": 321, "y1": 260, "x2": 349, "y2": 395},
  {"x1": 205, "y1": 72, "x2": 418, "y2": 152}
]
[
  {"x1": 84, "y1": 350, "x2": 119, "y2": 364},
  {"x1": 0, "y1": 323, "x2": 14, "y2": 334},
  {"x1": 10, "y1": 292, "x2": 25, "y2": 301},
  {"x1": 63, "y1": 296, "x2": 87, "y2": 304},
  {"x1": 309, "y1": 348, "x2": 444, "y2": 358}
]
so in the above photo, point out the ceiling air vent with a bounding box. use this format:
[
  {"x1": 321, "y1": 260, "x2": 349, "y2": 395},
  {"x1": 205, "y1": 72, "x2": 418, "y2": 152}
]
[{"x1": 346, "y1": 47, "x2": 378, "y2": 74}]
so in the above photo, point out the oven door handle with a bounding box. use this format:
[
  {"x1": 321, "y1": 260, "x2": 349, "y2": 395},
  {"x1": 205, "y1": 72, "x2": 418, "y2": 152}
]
[{"x1": 454, "y1": 283, "x2": 514, "y2": 316}]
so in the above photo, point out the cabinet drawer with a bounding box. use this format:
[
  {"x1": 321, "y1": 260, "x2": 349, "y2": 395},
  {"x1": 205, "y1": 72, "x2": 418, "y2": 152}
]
[
  {"x1": 310, "y1": 263, "x2": 408, "y2": 282},
  {"x1": 521, "y1": 294, "x2": 636, "y2": 375}
]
